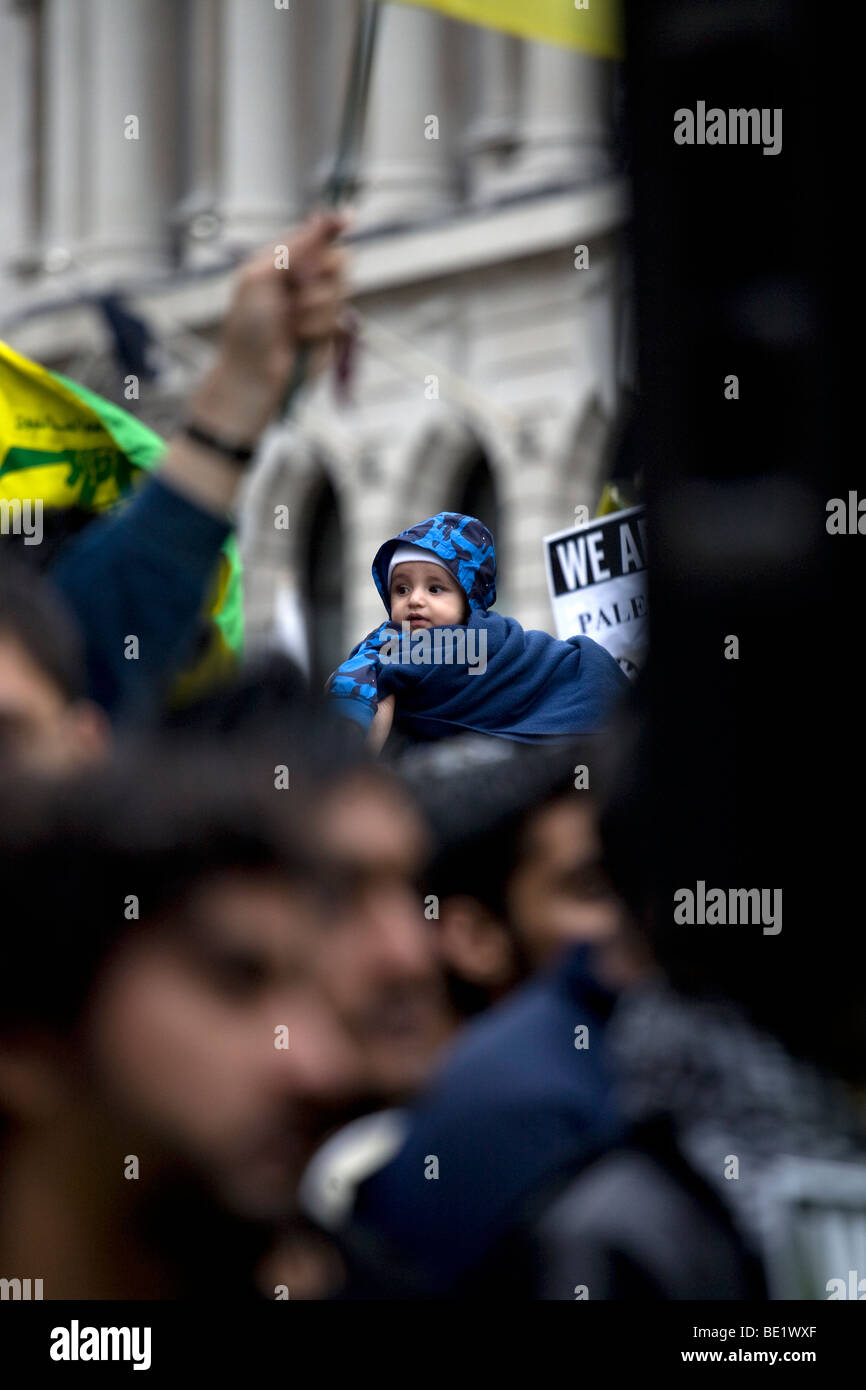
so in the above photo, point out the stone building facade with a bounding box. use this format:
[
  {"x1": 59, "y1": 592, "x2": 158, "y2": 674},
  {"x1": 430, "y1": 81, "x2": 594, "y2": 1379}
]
[{"x1": 0, "y1": 0, "x2": 631, "y2": 684}]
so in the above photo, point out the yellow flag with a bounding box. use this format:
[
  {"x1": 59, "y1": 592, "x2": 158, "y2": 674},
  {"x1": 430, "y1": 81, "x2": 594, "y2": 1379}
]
[
  {"x1": 0, "y1": 340, "x2": 243, "y2": 702},
  {"x1": 387, "y1": 0, "x2": 623, "y2": 59}
]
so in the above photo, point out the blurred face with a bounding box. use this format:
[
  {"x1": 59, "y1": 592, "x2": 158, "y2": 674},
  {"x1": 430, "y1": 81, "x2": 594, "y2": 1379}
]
[
  {"x1": 0, "y1": 634, "x2": 107, "y2": 772},
  {"x1": 505, "y1": 797, "x2": 622, "y2": 968},
  {"x1": 314, "y1": 774, "x2": 453, "y2": 1100},
  {"x1": 389, "y1": 562, "x2": 467, "y2": 629},
  {"x1": 79, "y1": 872, "x2": 363, "y2": 1220}
]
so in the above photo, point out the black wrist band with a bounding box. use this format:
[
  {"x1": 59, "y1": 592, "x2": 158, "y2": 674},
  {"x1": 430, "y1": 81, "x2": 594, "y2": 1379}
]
[{"x1": 181, "y1": 420, "x2": 255, "y2": 466}]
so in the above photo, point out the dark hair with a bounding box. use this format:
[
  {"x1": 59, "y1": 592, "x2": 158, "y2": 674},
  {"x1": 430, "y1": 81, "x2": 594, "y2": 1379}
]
[
  {"x1": 0, "y1": 743, "x2": 314, "y2": 1035},
  {"x1": 0, "y1": 560, "x2": 87, "y2": 702},
  {"x1": 400, "y1": 735, "x2": 605, "y2": 922},
  {"x1": 159, "y1": 651, "x2": 311, "y2": 736},
  {"x1": 156, "y1": 652, "x2": 376, "y2": 797},
  {"x1": 0, "y1": 506, "x2": 95, "y2": 573}
]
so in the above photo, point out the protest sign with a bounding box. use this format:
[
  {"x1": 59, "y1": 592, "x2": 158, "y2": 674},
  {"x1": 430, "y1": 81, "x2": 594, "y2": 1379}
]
[{"x1": 543, "y1": 506, "x2": 647, "y2": 678}]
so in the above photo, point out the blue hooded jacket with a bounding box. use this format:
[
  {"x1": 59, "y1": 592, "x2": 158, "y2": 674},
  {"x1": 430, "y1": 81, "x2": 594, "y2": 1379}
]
[
  {"x1": 347, "y1": 945, "x2": 626, "y2": 1296},
  {"x1": 326, "y1": 512, "x2": 628, "y2": 742}
]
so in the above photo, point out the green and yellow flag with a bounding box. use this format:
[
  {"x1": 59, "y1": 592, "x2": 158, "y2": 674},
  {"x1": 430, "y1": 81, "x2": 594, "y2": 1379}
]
[
  {"x1": 388, "y1": 0, "x2": 623, "y2": 59},
  {"x1": 0, "y1": 339, "x2": 243, "y2": 701}
]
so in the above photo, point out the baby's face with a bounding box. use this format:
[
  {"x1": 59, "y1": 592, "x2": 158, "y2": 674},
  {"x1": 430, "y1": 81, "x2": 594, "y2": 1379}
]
[{"x1": 389, "y1": 562, "x2": 467, "y2": 629}]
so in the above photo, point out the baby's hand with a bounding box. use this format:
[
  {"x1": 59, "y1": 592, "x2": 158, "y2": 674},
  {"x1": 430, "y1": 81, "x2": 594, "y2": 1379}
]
[{"x1": 368, "y1": 694, "x2": 395, "y2": 754}]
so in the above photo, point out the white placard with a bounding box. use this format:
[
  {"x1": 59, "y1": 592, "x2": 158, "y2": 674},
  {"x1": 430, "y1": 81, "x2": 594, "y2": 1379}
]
[{"x1": 543, "y1": 506, "x2": 648, "y2": 678}]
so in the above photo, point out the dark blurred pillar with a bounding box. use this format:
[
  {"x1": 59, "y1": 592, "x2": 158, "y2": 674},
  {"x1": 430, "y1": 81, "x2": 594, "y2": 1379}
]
[{"x1": 624, "y1": 1, "x2": 860, "y2": 1069}]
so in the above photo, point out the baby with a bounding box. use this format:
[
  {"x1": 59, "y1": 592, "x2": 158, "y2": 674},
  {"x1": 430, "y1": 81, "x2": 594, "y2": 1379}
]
[{"x1": 326, "y1": 511, "x2": 628, "y2": 748}]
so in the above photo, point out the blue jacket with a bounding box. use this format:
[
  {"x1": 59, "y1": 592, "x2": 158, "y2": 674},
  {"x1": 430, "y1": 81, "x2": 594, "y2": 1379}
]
[
  {"x1": 52, "y1": 474, "x2": 231, "y2": 718},
  {"x1": 327, "y1": 512, "x2": 628, "y2": 741},
  {"x1": 348, "y1": 945, "x2": 626, "y2": 1296}
]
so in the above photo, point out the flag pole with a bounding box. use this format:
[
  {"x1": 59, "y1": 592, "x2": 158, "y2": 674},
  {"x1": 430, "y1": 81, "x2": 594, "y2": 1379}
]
[{"x1": 280, "y1": 0, "x2": 382, "y2": 416}]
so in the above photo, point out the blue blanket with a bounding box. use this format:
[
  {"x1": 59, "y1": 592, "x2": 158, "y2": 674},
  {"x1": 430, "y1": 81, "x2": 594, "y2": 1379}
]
[
  {"x1": 327, "y1": 511, "x2": 629, "y2": 742},
  {"x1": 330, "y1": 611, "x2": 628, "y2": 742}
]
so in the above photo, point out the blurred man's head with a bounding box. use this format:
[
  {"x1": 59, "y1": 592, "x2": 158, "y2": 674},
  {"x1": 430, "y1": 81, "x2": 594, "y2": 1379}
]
[
  {"x1": 312, "y1": 766, "x2": 453, "y2": 1102},
  {"x1": 0, "y1": 563, "x2": 108, "y2": 771},
  {"x1": 161, "y1": 670, "x2": 455, "y2": 1106},
  {"x1": 0, "y1": 749, "x2": 363, "y2": 1247},
  {"x1": 403, "y1": 738, "x2": 625, "y2": 1014}
]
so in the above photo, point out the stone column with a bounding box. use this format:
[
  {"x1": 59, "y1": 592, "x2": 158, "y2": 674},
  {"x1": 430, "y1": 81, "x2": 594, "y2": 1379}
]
[
  {"x1": 0, "y1": 0, "x2": 40, "y2": 290},
  {"x1": 217, "y1": 0, "x2": 301, "y2": 247},
  {"x1": 357, "y1": 4, "x2": 455, "y2": 228},
  {"x1": 41, "y1": 0, "x2": 87, "y2": 274},
  {"x1": 515, "y1": 46, "x2": 615, "y2": 190},
  {"x1": 464, "y1": 31, "x2": 522, "y2": 205},
  {"x1": 308, "y1": 0, "x2": 357, "y2": 203},
  {"x1": 82, "y1": 0, "x2": 179, "y2": 277},
  {"x1": 174, "y1": 0, "x2": 223, "y2": 265}
]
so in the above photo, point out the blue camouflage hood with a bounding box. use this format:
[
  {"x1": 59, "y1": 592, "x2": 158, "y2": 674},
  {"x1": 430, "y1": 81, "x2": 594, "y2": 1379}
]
[{"x1": 372, "y1": 512, "x2": 496, "y2": 616}]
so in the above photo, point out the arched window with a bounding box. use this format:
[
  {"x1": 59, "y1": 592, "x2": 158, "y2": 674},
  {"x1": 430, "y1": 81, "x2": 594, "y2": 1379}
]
[
  {"x1": 299, "y1": 474, "x2": 344, "y2": 690},
  {"x1": 455, "y1": 449, "x2": 498, "y2": 535},
  {"x1": 453, "y1": 448, "x2": 504, "y2": 609}
]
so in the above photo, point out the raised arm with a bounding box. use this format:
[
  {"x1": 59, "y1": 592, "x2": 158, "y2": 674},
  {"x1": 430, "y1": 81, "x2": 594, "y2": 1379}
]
[{"x1": 53, "y1": 213, "x2": 348, "y2": 715}]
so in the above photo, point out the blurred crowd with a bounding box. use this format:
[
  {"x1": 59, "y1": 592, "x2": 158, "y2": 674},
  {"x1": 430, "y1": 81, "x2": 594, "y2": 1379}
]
[{"x1": 1, "y1": 214, "x2": 864, "y2": 1301}]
